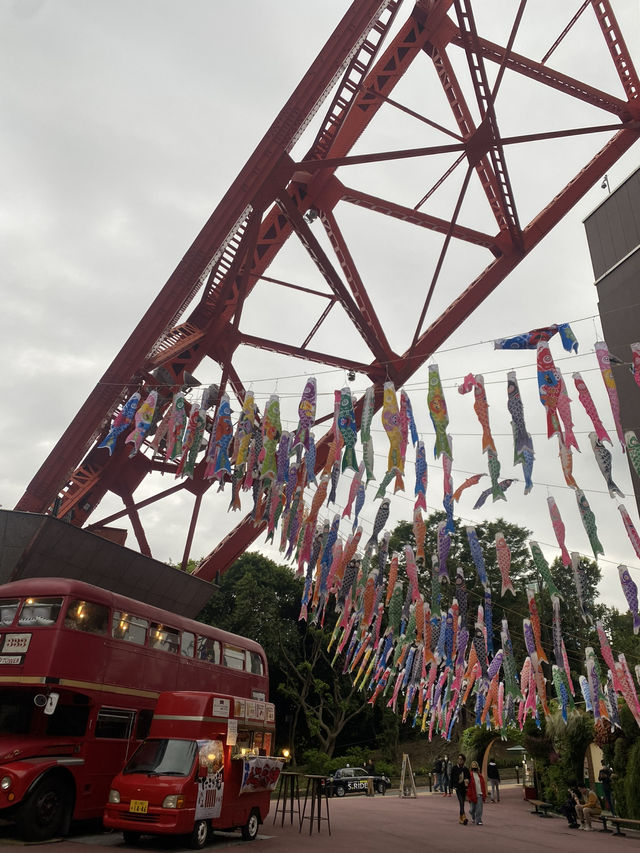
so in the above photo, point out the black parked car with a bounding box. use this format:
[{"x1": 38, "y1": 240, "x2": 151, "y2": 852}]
[{"x1": 323, "y1": 766, "x2": 391, "y2": 797}]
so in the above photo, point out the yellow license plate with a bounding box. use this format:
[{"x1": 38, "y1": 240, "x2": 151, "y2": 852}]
[{"x1": 129, "y1": 800, "x2": 148, "y2": 814}]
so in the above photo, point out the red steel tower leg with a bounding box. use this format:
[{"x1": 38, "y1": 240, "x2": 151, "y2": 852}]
[{"x1": 15, "y1": 0, "x2": 639, "y2": 581}]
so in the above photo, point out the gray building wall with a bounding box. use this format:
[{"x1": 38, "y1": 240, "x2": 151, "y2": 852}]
[
  {"x1": 584, "y1": 166, "x2": 640, "y2": 518},
  {"x1": 0, "y1": 510, "x2": 215, "y2": 619}
]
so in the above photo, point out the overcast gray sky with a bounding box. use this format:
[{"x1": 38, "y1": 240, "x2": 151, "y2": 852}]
[{"x1": 2, "y1": 0, "x2": 640, "y2": 614}]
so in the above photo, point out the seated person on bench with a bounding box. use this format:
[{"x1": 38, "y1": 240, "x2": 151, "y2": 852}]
[
  {"x1": 575, "y1": 785, "x2": 601, "y2": 831},
  {"x1": 561, "y1": 788, "x2": 580, "y2": 828}
]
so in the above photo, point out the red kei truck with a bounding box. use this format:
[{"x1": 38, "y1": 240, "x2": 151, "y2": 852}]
[
  {"x1": 0, "y1": 578, "x2": 268, "y2": 841},
  {"x1": 103, "y1": 691, "x2": 284, "y2": 847}
]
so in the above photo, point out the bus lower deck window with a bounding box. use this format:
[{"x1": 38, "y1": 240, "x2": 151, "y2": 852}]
[
  {"x1": 95, "y1": 708, "x2": 136, "y2": 739},
  {"x1": 65, "y1": 599, "x2": 109, "y2": 635}
]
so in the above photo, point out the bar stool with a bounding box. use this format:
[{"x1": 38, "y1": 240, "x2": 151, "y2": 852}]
[
  {"x1": 299, "y1": 774, "x2": 331, "y2": 835},
  {"x1": 272, "y1": 771, "x2": 301, "y2": 826}
]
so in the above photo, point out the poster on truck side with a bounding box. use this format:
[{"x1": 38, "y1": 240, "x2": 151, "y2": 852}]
[{"x1": 239, "y1": 757, "x2": 284, "y2": 794}]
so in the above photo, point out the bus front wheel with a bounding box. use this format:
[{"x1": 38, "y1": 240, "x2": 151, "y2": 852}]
[{"x1": 18, "y1": 776, "x2": 73, "y2": 841}]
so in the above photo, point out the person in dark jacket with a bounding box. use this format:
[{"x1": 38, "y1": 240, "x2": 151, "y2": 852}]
[
  {"x1": 434, "y1": 757, "x2": 444, "y2": 792},
  {"x1": 561, "y1": 788, "x2": 580, "y2": 828},
  {"x1": 450, "y1": 753, "x2": 471, "y2": 824},
  {"x1": 598, "y1": 765, "x2": 615, "y2": 814},
  {"x1": 487, "y1": 758, "x2": 501, "y2": 802}
]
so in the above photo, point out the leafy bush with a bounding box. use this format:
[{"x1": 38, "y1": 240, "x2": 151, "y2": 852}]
[
  {"x1": 300, "y1": 748, "x2": 332, "y2": 775},
  {"x1": 623, "y1": 740, "x2": 640, "y2": 819},
  {"x1": 376, "y1": 760, "x2": 394, "y2": 778}
]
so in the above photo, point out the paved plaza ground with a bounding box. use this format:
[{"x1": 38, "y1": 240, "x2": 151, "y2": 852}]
[{"x1": 0, "y1": 783, "x2": 636, "y2": 852}]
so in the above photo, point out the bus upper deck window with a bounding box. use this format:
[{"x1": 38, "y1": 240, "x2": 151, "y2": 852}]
[
  {"x1": 196, "y1": 636, "x2": 220, "y2": 664},
  {"x1": 65, "y1": 600, "x2": 109, "y2": 635},
  {"x1": 223, "y1": 645, "x2": 245, "y2": 670},
  {"x1": 181, "y1": 631, "x2": 195, "y2": 658},
  {"x1": 247, "y1": 651, "x2": 264, "y2": 675},
  {"x1": 112, "y1": 611, "x2": 148, "y2": 645},
  {"x1": 149, "y1": 623, "x2": 179, "y2": 654},
  {"x1": 18, "y1": 597, "x2": 63, "y2": 626},
  {"x1": 0, "y1": 599, "x2": 19, "y2": 627}
]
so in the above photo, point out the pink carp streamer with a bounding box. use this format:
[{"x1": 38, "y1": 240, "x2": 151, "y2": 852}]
[{"x1": 595, "y1": 341, "x2": 625, "y2": 452}]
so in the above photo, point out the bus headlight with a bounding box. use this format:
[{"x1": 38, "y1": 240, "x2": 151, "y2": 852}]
[
  {"x1": 162, "y1": 794, "x2": 185, "y2": 809},
  {"x1": 0, "y1": 777, "x2": 12, "y2": 791},
  {"x1": 108, "y1": 789, "x2": 120, "y2": 804}
]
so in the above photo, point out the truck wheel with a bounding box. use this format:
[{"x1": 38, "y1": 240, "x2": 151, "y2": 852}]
[
  {"x1": 335, "y1": 784, "x2": 346, "y2": 798},
  {"x1": 188, "y1": 819, "x2": 209, "y2": 849},
  {"x1": 376, "y1": 781, "x2": 386, "y2": 795},
  {"x1": 122, "y1": 830, "x2": 141, "y2": 845},
  {"x1": 18, "y1": 776, "x2": 73, "y2": 841},
  {"x1": 241, "y1": 809, "x2": 259, "y2": 841}
]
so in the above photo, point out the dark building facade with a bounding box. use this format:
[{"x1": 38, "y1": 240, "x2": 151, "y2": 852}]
[{"x1": 583, "y1": 165, "x2": 640, "y2": 517}]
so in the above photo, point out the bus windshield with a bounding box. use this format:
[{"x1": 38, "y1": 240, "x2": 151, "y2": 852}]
[{"x1": 124, "y1": 739, "x2": 197, "y2": 777}]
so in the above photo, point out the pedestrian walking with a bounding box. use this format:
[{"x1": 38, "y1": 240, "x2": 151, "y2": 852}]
[
  {"x1": 442, "y1": 754, "x2": 452, "y2": 797},
  {"x1": 467, "y1": 760, "x2": 487, "y2": 825},
  {"x1": 449, "y1": 753, "x2": 471, "y2": 824},
  {"x1": 433, "y1": 757, "x2": 444, "y2": 792},
  {"x1": 487, "y1": 757, "x2": 500, "y2": 802}
]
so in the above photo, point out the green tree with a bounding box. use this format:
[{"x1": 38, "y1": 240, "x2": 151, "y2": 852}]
[{"x1": 197, "y1": 552, "x2": 374, "y2": 760}]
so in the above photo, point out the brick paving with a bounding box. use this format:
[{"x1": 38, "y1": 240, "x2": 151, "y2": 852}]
[{"x1": 0, "y1": 783, "x2": 635, "y2": 852}]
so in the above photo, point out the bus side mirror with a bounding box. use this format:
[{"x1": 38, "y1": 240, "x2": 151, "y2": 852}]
[{"x1": 44, "y1": 692, "x2": 60, "y2": 716}]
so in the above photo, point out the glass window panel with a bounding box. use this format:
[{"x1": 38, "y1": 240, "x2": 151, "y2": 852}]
[
  {"x1": 181, "y1": 631, "x2": 195, "y2": 658},
  {"x1": 149, "y1": 622, "x2": 179, "y2": 654},
  {"x1": 112, "y1": 611, "x2": 148, "y2": 645},
  {"x1": 223, "y1": 645, "x2": 245, "y2": 670},
  {"x1": 95, "y1": 708, "x2": 135, "y2": 739},
  {"x1": 18, "y1": 597, "x2": 63, "y2": 626},
  {"x1": 0, "y1": 599, "x2": 19, "y2": 627},
  {"x1": 196, "y1": 636, "x2": 220, "y2": 663},
  {"x1": 247, "y1": 651, "x2": 264, "y2": 675},
  {"x1": 65, "y1": 599, "x2": 109, "y2": 635}
]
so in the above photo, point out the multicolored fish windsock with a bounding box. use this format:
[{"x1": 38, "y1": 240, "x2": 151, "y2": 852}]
[
  {"x1": 494, "y1": 322, "x2": 577, "y2": 352},
  {"x1": 618, "y1": 565, "x2": 640, "y2": 634},
  {"x1": 572, "y1": 372, "x2": 611, "y2": 445},
  {"x1": 292, "y1": 378, "x2": 316, "y2": 453},
  {"x1": 595, "y1": 341, "x2": 625, "y2": 452},
  {"x1": 575, "y1": 488, "x2": 604, "y2": 559},
  {"x1": 427, "y1": 364, "x2": 451, "y2": 459},
  {"x1": 125, "y1": 389, "x2": 158, "y2": 458},
  {"x1": 99, "y1": 392, "x2": 141, "y2": 455}
]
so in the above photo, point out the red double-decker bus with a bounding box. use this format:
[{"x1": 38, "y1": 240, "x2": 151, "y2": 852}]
[{"x1": 0, "y1": 577, "x2": 268, "y2": 841}]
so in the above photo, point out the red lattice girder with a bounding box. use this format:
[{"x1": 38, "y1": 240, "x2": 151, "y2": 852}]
[{"x1": 15, "y1": 0, "x2": 639, "y2": 578}]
